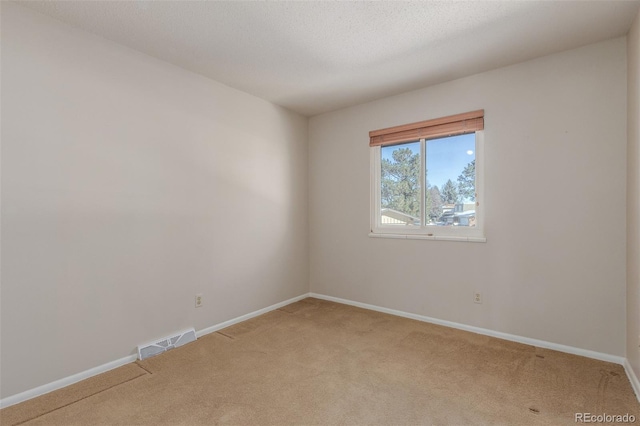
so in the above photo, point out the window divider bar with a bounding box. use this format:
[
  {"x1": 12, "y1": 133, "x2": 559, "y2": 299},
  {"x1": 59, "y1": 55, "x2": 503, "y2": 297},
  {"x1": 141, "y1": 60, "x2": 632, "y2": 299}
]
[{"x1": 420, "y1": 138, "x2": 426, "y2": 228}]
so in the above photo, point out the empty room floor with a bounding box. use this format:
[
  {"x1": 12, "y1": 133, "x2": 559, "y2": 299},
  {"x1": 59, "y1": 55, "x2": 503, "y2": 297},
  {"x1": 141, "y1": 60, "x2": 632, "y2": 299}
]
[{"x1": 2, "y1": 298, "x2": 639, "y2": 425}]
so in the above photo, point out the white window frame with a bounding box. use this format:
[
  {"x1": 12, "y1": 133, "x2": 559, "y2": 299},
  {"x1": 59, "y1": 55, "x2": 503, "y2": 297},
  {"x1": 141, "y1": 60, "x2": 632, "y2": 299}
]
[{"x1": 369, "y1": 131, "x2": 485, "y2": 242}]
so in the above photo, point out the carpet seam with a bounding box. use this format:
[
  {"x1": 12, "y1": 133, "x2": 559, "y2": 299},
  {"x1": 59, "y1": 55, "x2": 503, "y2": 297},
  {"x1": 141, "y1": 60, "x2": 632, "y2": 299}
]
[
  {"x1": 216, "y1": 331, "x2": 235, "y2": 340},
  {"x1": 134, "y1": 362, "x2": 154, "y2": 375},
  {"x1": 10, "y1": 371, "x2": 150, "y2": 426}
]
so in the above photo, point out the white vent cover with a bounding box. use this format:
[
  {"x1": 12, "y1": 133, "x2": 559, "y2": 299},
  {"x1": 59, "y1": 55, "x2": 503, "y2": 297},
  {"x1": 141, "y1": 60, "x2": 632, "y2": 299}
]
[{"x1": 137, "y1": 328, "x2": 197, "y2": 360}]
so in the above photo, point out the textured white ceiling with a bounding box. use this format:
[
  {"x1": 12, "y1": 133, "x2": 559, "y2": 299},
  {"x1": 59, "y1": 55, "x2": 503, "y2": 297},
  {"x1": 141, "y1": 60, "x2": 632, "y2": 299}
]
[{"x1": 15, "y1": 1, "x2": 640, "y2": 116}]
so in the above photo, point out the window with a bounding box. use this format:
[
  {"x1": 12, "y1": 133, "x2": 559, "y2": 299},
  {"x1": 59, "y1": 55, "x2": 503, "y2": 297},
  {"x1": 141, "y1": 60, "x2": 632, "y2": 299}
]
[{"x1": 369, "y1": 110, "x2": 485, "y2": 242}]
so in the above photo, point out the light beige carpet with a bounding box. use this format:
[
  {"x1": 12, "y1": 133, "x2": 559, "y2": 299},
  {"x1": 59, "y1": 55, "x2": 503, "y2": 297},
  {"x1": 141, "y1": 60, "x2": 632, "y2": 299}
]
[{"x1": 2, "y1": 298, "x2": 639, "y2": 425}]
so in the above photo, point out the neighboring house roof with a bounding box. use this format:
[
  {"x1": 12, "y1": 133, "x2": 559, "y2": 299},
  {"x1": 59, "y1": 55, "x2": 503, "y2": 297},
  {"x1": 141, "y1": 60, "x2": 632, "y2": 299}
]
[
  {"x1": 381, "y1": 208, "x2": 420, "y2": 225},
  {"x1": 454, "y1": 210, "x2": 476, "y2": 218}
]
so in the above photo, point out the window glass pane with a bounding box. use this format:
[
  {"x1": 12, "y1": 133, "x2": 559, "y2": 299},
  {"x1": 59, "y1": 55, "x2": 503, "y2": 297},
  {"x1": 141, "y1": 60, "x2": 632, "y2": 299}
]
[
  {"x1": 425, "y1": 134, "x2": 476, "y2": 227},
  {"x1": 380, "y1": 141, "x2": 421, "y2": 226}
]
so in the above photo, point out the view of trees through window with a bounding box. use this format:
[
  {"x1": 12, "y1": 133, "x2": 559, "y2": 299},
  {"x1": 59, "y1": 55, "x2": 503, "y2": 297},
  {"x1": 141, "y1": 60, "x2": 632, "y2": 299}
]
[{"x1": 380, "y1": 134, "x2": 476, "y2": 227}]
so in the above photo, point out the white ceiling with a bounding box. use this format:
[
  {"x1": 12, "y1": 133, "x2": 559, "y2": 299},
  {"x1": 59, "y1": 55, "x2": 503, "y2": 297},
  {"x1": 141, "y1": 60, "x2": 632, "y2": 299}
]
[{"x1": 15, "y1": 1, "x2": 640, "y2": 117}]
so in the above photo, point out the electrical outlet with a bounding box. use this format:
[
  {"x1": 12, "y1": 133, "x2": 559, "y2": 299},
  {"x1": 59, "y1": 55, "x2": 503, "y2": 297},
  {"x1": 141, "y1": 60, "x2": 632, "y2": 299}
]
[
  {"x1": 474, "y1": 292, "x2": 482, "y2": 304},
  {"x1": 195, "y1": 294, "x2": 203, "y2": 308}
]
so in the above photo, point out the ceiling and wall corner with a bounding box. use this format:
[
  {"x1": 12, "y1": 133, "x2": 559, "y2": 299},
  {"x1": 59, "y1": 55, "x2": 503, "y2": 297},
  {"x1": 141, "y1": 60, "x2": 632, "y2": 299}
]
[{"x1": 13, "y1": 0, "x2": 640, "y2": 116}]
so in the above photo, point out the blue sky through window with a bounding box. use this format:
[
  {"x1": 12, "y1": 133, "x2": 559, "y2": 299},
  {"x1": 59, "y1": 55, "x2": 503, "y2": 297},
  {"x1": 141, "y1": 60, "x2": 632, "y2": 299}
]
[{"x1": 381, "y1": 134, "x2": 475, "y2": 192}]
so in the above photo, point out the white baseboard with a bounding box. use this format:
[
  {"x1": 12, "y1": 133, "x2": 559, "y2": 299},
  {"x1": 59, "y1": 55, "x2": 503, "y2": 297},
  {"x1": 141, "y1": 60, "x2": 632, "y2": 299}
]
[
  {"x1": 0, "y1": 292, "x2": 311, "y2": 409},
  {"x1": 3, "y1": 292, "x2": 637, "y2": 409},
  {"x1": 624, "y1": 359, "x2": 640, "y2": 402},
  {"x1": 195, "y1": 293, "x2": 310, "y2": 338},
  {"x1": 0, "y1": 354, "x2": 138, "y2": 409},
  {"x1": 309, "y1": 293, "x2": 626, "y2": 365}
]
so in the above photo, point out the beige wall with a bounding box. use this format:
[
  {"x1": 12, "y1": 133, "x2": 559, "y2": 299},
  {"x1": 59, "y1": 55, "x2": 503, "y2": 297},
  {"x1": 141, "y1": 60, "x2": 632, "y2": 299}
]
[
  {"x1": 628, "y1": 9, "x2": 640, "y2": 381},
  {"x1": 0, "y1": 3, "x2": 308, "y2": 398},
  {"x1": 309, "y1": 38, "x2": 627, "y2": 356}
]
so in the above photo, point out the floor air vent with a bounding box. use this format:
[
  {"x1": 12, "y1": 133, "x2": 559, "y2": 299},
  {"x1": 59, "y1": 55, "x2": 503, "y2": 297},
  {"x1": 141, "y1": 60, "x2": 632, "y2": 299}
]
[{"x1": 137, "y1": 328, "x2": 197, "y2": 360}]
